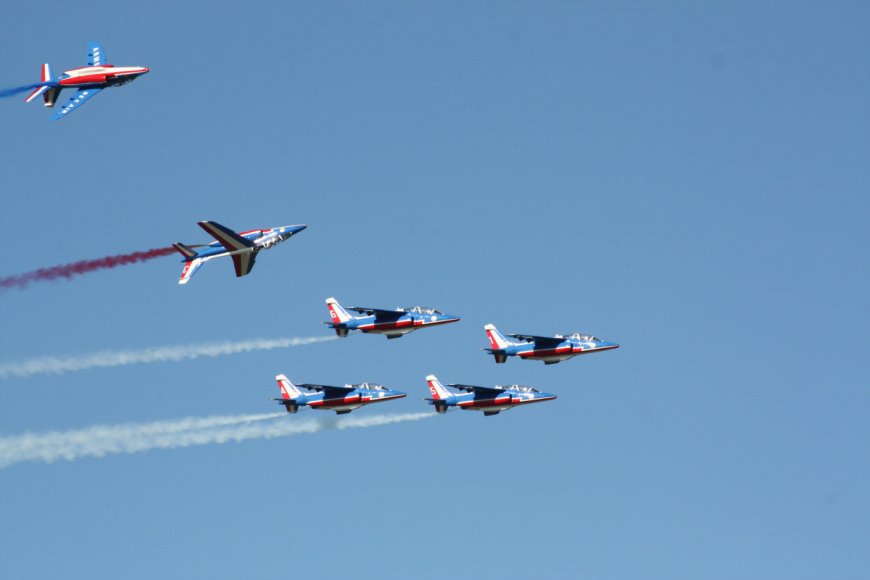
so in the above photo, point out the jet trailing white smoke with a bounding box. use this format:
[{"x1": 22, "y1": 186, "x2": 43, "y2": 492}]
[
  {"x1": 0, "y1": 412, "x2": 433, "y2": 469},
  {"x1": 0, "y1": 335, "x2": 337, "y2": 380}
]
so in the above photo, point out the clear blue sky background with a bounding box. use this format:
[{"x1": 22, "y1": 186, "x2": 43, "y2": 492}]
[{"x1": 1, "y1": 2, "x2": 868, "y2": 578}]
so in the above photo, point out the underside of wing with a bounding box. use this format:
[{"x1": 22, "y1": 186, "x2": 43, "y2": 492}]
[
  {"x1": 52, "y1": 88, "x2": 102, "y2": 119},
  {"x1": 231, "y1": 250, "x2": 257, "y2": 278}
]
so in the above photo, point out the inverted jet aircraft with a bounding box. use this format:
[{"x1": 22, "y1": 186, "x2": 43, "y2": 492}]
[
  {"x1": 324, "y1": 297, "x2": 460, "y2": 339},
  {"x1": 423, "y1": 375, "x2": 556, "y2": 417},
  {"x1": 484, "y1": 323, "x2": 619, "y2": 365},
  {"x1": 273, "y1": 374, "x2": 406, "y2": 415},
  {"x1": 25, "y1": 41, "x2": 149, "y2": 120},
  {"x1": 173, "y1": 221, "x2": 306, "y2": 284}
]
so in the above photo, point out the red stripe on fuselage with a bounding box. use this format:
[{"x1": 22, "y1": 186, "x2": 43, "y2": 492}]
[
  {"x1": 59, "y1": 75, "x2": 106, "y2": 86},
  {"x1": 309, "y1": 395, "x2": 362, "y2": 408},
  {"x1": 359, "y1": 319, "x2": 414, "y2": 331},
  {"x1": 458, "y1": 396, "x2": 512, "y2": 409},
  {"x1": 518, "y1": 347, "x2": 573, "y2": 359}
]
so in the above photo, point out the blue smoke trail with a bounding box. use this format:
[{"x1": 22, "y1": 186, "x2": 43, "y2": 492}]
[{"x1": 0, "y1": 83, "x2": 45, "y2": 98}]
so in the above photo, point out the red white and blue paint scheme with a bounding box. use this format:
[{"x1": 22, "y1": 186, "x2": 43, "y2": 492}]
[
  {"x1": 24, "y1": 41, "x2": 149, "y2": 120},
  {"x1": 173, "y1": 221, "x2": 307, "y2": 284},
  {"x1": 423, "y1": 375, "x2": 556, "y2": 417},
  {"x1": 324, "y1": 297, "x2": 460, "y2": 339},
  {"x1": 484, "y1": 323, "x2": 619, "y2": 365},
  {"x1": 273, "y1": 375, "x2": 407, "y2": 415}
]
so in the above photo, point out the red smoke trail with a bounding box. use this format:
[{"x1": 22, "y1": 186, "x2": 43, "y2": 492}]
[{"x1": 0, "y1": 247, "x2": 176, "y2": 291}]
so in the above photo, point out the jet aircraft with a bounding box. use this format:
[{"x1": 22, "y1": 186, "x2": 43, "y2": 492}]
[
  {"x1": 273, "y1": 374, "x2": 406, "y2": 415},
  {"x1": 25, "y1": 41, "x2": 148, "y2": 120},
  {"x1": 324, "y1": 297, "x2": 460, "y2": 339},
  {"x1": 484, "y1": 323, "x2": 619, "y2": 364},
  {"x1": 173, "y1": 221, "x2": 306, "y2": 284},
  {"x1": 423, "y1": 375, "x2": 556, "y2": 416}
]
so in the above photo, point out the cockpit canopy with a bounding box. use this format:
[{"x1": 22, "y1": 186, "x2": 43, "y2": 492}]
[
  {"x1": 555, "y1": 332, "x2": 601, "y2": 342},
  {"x1": 501, "y1": 384, "x2": 541, "y2": 393},
  {"x1": 399, "y1": 306, "x2": 443, "y2": 314},
  {"x1": 354, "y1": 383, "x2": 386, "y2": 391}
]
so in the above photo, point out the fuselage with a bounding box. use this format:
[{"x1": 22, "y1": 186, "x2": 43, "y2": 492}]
[
  {"x1": 440, "y1": 387, "x2": 557, "y2": 413},
  {"x1": 348, "y1": 310, "x2": 461, "y2": 336},
  {"x1": 56, "y1": 65, "x2": 149, "y2": 88},
  {"x1": 509, "y1": 338, "x2": 620, "y2": 364},
  {"x1": 299, "y1": 386, "x2": 406, "y2": 412},
  {"x1": 194, "y1": 225, "x2": 307, "y2": 261}
]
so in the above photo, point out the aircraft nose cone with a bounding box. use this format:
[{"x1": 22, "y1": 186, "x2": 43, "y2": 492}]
[{"x1": 141, "y1": 67, "x2": 150, "y2": 74}]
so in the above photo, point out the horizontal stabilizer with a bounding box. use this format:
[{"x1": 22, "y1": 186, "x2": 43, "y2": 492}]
[
  {"x1": 173, "y1": 242, "x2": 198, "y2": 259},
  {"x1": 323, "y1": 321, "x2": 350, "y2": 336},
  {"x1": 273, "y1": 399, "x2": 299, "y2": 414},
  {"x1": 24, "y1": 85, "x2": 49, "y2": 103}
]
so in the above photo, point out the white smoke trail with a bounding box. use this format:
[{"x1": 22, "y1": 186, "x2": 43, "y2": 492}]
[
  {"x1": 0, "y1": 412, "x2": 432, "y2": 469},
  {"x1": 0, "y1": 335, "x2": 337, "y2": 380}
]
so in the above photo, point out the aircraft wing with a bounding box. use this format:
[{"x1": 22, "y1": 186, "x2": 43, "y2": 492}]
[
  {"x1": 507, "y1": 333, "x2": 564, "y2": 347},
  {"x1": 87, "y1": 41, "x2": 107, "y2": 66},
  {"x1": 231, "y1": 249, "x2": 257, "y2": 278},
  {"x1": 52, "y1": 88, "x2": 102, "y2": 120},
  {"x1": 447, "y1": 383, "x2": 504, "y2": 395},
  {"x1": 296, "y1": 383, "x2": 356, "y2": 397},
  {"x1": 347, "y1": 307, "x2": 404, "y2": 320},
  {"x1": 198, "y1": 221, "x2": 255, "y2": 253}
]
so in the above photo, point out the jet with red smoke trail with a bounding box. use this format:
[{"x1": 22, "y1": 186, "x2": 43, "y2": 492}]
[
  {"x1": 25, "y1": 41, "x2": 148, "y2": 120},
  {"x1": 173, "y1": 221, "x2": 307, "y2": 285}
]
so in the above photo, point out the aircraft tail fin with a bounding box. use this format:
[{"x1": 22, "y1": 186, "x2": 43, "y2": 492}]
[
  {"x1": 178, "y1": 257, "x2": 205, "y2": 285},
  {"x1": 484, "y1": 324, "x2": 513, "y2": 349},
  {"x1": 274, "y1": 375, "x2": 303, "y2": 414},
  {"x1": 425, "y1": 375, "x2": 453, "y2": 401},
  {"x1": 326, "y1": 297, "x2": 353, "y2": 324},
  {"x1": 24, "y1": 64, "x2": 55, "y2": 104},
  {"x1": 275, "y1": 374, "x2": 304, "y2": 403}
]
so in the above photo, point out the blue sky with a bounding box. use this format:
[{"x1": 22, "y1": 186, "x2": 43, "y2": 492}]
[{"x1": 1, "y1": 2, "x2": 868, "y2": 578}]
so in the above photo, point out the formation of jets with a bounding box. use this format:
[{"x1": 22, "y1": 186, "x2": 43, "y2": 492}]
[
  {"x1": 25, "y1": 42, "x2": 148, "y2": 119},
  {"x1": 21, "y1": 43, "x2": 621, "y2": 419},
  {"x1": 164, "y1": 217, "x2": 618, "y2": 416}
]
